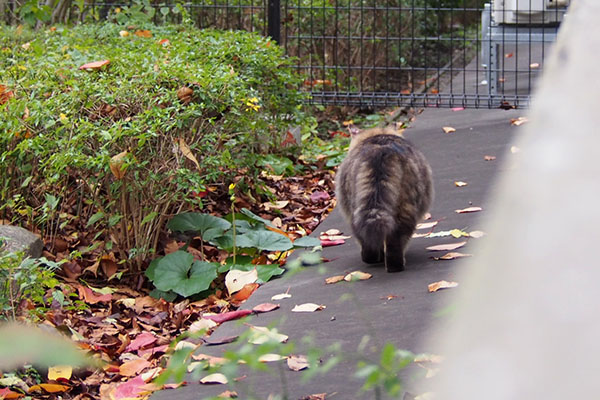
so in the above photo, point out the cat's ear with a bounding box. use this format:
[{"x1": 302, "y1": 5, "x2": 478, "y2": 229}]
[{"x1": 348, "y1": 125, "x2": 360, "y2": 136}]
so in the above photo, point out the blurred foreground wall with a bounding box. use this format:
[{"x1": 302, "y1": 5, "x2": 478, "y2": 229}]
[{"x1": 428, "y1": 1, "x2": 600, "y2": 399}]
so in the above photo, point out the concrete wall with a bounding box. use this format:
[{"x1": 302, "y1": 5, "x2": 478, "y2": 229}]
[{"x1": 429, "y1": 1, "x2": 600, "y2": 399}]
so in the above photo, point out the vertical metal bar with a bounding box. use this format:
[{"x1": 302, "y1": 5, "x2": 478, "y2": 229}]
[{"x1": 267, "y1": 0, "x2": 281, "y2": 42}]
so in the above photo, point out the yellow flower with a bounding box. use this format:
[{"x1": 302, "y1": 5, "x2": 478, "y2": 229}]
[
  {"x1": 17, "y1": 65, "x2": 27, "y2": 71},
  {"x1": 244, "y1": 97, "x2": 261, "y2": 112},
  {"x1": 59, "y1": 113, "x2": 68, "y2": 124},
  {"x1": 115, "y1": 7, "x2": 121, "y2": 13}
]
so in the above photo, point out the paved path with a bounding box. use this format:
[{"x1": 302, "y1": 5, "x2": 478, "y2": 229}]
[{"x1": 150, "y1": 104, "x2": 524, "y2": 400}]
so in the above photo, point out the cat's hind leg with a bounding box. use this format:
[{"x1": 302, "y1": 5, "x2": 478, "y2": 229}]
[
  {"x1": 384, "y1": 229, "x2": 412, "y2": 272},
  {"x1": 361, "y1": 244, "x2": 384, "y2": 264}
]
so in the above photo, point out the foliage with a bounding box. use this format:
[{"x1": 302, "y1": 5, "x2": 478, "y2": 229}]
[
  {"x1": 0, "y1": 23, "x2": 312, "y2": 270},
  {"x1": 0, "y1": 250, "x2": 62, "y2": 320},
  {"x1": 147, "y1": 209, "x2": 320, "y2": 299}
]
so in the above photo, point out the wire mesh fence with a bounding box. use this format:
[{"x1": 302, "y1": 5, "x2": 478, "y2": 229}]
[{"x1": 2, "y1": 0, "x2": 569, "y2": 108}]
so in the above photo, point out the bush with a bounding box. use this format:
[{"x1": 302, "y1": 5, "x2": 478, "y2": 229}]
[{"x1": 0, "y1": 23, "x2": 312, "y2": 269}]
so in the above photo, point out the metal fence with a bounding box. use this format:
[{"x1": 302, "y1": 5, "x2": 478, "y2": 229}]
[{"x1": 2, "y1": 0, "x2": 569, "y2": 108}]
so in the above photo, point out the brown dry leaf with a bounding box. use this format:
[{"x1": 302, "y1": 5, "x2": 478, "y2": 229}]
[
  {"x1": 231, "y1": 282, "x2": 259, "y2": 302},
  {"x1": 134, "y1": 29, "x2": 152, "y2": 38},
  {"x1": 428, "y1": 280, "x2": 459, "y2": 292},
  {"x1": 510, "y1": 116, "x2": 528, "y2": 126},
  {"x1": 469, "y1": 230, "x2": 486, "y2": 238},
  {"x1": 100, "y1": 254, "x2": 118, "y2": 278},
  {"x1": 177, "y1": 86, "x2": 193, "y2": 104},
  {"x1": 325, "y1": 275, "x2": 345, "y2": 284},
  {"x1": 79, "y1": 59, "x2": 110, "y2": 70},
  {"x1": 262, "y1": 200, "x2": 289, "y2": 211},
  {"x1": 344, "y1": 271, "x2": 372, "y2": 281},
  {"x1": 225, "y1": 268, "x2": 258, "y2": 295},
  {"x1": 305, "y1": 394, "x2": 327, "y2": 400},
  {"x1": 119, "y1": 358, "x2": 151, "y2": 377},
  {"x1": 426, "y1": 241, "x2": 467, "y2": 251},
  {"x1": 442, "y1": 126, "x2": 456, "y2": 134},
  {"x1": 287, "y1": 355, "x2": 309, "y2": 371},
  {"x1": 416, "y1": 221, "x2": 438, "y2": 230},
  {"x1": 252, "y1": 303, "x2": 280, "y2": 313},
  {"x1": 455, "y1": 206, "x2": 482, "y2": 214},
  {"x1": 433, "y1": 252, "x2": 472, "y2": 260},
  {"x1": 484, "y1": 155, "x2": 496, "y2": 161},
  {"x1": 109, "y1": 150, "x2": 128, "y2": 179},
  {"x1": 218, "y1": 390, "x2": 239, "y2": 398},
  {"x1": 178, "y1": 138, "x2": 201, "y2": 170},
  {"x1": 291, "y1": 303, "x2": 326, "y2": 313},
  {"x1": 200, "y1": 373, "x2": 228, "y2": 385},
  {"x1": 454, "y1": 181, "x2": 468, "y2": 187},
  {"x1": 48, "y1": 365, "x2": 72, "y2": 381}
]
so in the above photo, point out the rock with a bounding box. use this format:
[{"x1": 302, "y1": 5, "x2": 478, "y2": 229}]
[{"x1": 0, "y1": 225, "x2": 43, "y2": 258}]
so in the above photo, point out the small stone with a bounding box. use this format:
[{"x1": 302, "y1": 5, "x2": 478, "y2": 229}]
[{"x1": 0, "y1": 225, "x2": 43, "y2": 258}]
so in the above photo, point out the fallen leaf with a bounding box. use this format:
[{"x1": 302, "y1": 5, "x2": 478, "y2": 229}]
[
  {"x1": 325, "y1": 275, "x2": 345, "y2": 284},
  {"x1": 291, "y1": 303, "x2": 325, "y2": 312},
  {"x1": 119, "y1": 358, "x2": 151, "y2": 377},
  {"x1": 177, "y1": 86, "x2": 193, "y2": 104},
  {"x1": 450, "y1": 229, "x2": 469, "y2": 238},
  {"x1": 225, "y1": 268, "x2": 258, "y2": 295},
  {"x1": 109, "y1": 150, "x2": 128, "y2": 179},
  {"x1": 451, "y1": 107, "x2": 464, "y2": 111},
  {"x1": 511, "y1": 146, "x2": 521, "y2": 154},
  {"x1": 126, "y1": 332, "x2": 157, "y2": 352},
  {"x1": 175, "y1": 340, "x2": 199, "y2": 351},
  {"x1": 231, "y1": 282, "x2": 259, "y2": 302},
  {"x1": 252, "y1": 303, "x2": 280, "y2": 313},
  {"x1": 218, "y1": 390, "x2": 239, "y2": 398},
  {"x1": 248, "y1": 326, "x2": 288, "y2": 344},
  {"x1": 484, "y1": 155, "x2": 496, "y2": 161},
  {"x1": 469, "y1": 230, "x2": 486, "y2": 238},
  {"x1": 426, "y1": 241, "x2": 467, "y2": 251},
  {"x1": 158, "y1": 38, "x2": 170, "y2": 46},
  {"x1": 203, "y1": 309, "x2": 252, "y2": 324},
  {"x1": 138, "y1": 345, "x2": 168, "y2": 357},
  {"x1": 455, "y1": 206, "x2": 482, "y2": 214},
  {"x1": 178, "y1": 138, "x2": 201, "y2": 170},
  {"x1": 0, "y1": 387, "x2": 23, "y2": 399},
  {"x1": 76, "y1": 284, "x2": 112, "y2": 304},
  {"x1": 416, "y1": 221, "x2": 438, "y2": 230},
  {"x1": 189, "y1": 318, "x2": 217, "y2": 333},
  {"x1": 530, "y1": 62, "x2": 540, "y2": 68},
  {"x1": 200, "y1": 373, "x2": 228, "y2": 385},
  {"x1": 323, "y1": 229, "x2": 342, "y2": 236},
  {"x1": 271, "y1": 293, "x2": 292, "y2": 301},
  {"x1": 79, "y1": 59, "x2": 110, "y2": 70},
  {"x1": 192, "y1": 354, "x2": 227, "y2": 367},
  {"x1": 428, "y1": 280, "x2": 459, "y2": 292},
  {"x1": 119, "y1": 30, "x2": 129, "y2": 37},
  {"x1": 304, "y1": 394, "x2": 327, "y2": 400},
  {"x1": 258, "y1": 353, "x2": 286, "y2": 362},
  {"x1": 320, "y1": 238, "x2": 345, "y2": 247},
  {"x1": 134, "y1": 29, "x2": 152, "y2": 38},
  {"x1": 344, "y1": 271, "x2": 372, "y2": 281},
  {"x1": 287, "y1": 355, "x2": 309, "y2": 371},
  {"x1": 414, "y1": 353, "x2": 444, "y2": 364},
  {"x1": 454, "y1": 181, "x2": 468, "y2": 187},
  {"x1": 48, "y1": 365, "x2": 72, "y2": 381},
  {"x1": 262, "y1": 200, "x2": 289, "y2": 210},
  {"x1": 310, "y1": 191, "x2": 330, "y2": 203},
  {"x1": 204, "y1": 335, "x2": 239, "y2": 346},
  {"x1": 510, "y1": 116, "x2": 528, "y2": 126},
  {"x1": 433, "y1": 252, "x2": 473, "y2": 260},
  {"x1": 505, "y1": 52, "x2": 513, "y2": 58},
  {"x1": 29, "y1": 383, "x2": 70, "y2": 394},
  {"x1": 442, "y1": 126, "x2": 456, "y2": 134}
]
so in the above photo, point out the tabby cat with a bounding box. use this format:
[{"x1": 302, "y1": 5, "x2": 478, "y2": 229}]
[{"x1": 335, "y1": 126, "x2": 433, "y2": 272}]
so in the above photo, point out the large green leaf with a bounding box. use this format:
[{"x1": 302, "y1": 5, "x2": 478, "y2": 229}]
[
  {"x1": 240, "y1": 208, "x2": 274, "y2": 227},
  {"x1": 167, "y1": 213, "x2": 231, "y2": 241},
  {"x1": 232, "y1": 264, "x2": 285, "y2": 283},
  {"x1": 293, "y1": 236, "x2": 322, "y2": 248},
  {"x1": 236, "y1": 230, "x2": 293, "y2": 251},
  {"x1": 152, "y1": 250, "x2": 218, "y2": 297}
]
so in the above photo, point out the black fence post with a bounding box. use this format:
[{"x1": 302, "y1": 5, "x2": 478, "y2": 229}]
[{"x1": 267, "y1": 0, "x2": 281, "y2": 43}]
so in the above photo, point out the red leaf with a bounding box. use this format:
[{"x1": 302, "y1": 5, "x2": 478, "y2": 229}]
[
  {"x1": 79, "y1": 60, "x2": 110, "y2": 70},
  {"x1": 0, "y1": 387, "x2": 24, "y2": 399},
  {"x1": 114, "y1": 376, "x2": 146, "y2": 400},
  {"x1": 310, "y1": 191, "x2": 330, "y2": 203},
  {"x1": 320, "y1": 238, "x2": 345, "y2": 247},
  {"x1": 137, "y1": 344, "x2": 169, "y2": 357},
  {"x1": 126, "y1": 332, "x2": 157, "y2": 352},
  {"x1": 203, "y1": 309, "x2": 252, "y2": 324},
  {"x1": 75, "y1": 284, "x2": 112, "y2": 304},
  {"x1": 252, "y1": 303, "x2": 280, "y2": 313}
]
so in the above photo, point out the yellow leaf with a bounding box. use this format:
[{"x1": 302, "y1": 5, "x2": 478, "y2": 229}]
[
  {"x1": 428, "y1": 280, "x2": 459, "y2": 292},
  {"x1": 178, "y1": 138, "x2": 201, "y2": 170},
  {"x1": 134, "y1": 29, "x2": 153, "y2": 38},
  {"x1": 200, "y1": 373, "x2": 228, "y2": 384},
  {"x1": 344, "y1": 271, "x2": 372, "y2": 281},
  {"x1": 442, "y1": 126, "x2": 456, "y2": 134},
  {"x1": 449, "y1": 229, "x2": 469, "y2": 238},
  {"x1": 325, "y1": 275, "x2": 345, "y2": 284},
  {"x1": 454, "y1": 181, "x2": 468, "y2": 187},
  {"x1": 119, "y1": 30, "x2": 130, "y2": 37},
  {"x1": 48, "y1": 365, "x2": 72, "y2": 381},
  {"x1": 29, "y1": 383, "x2": 70, "y2": 393},
  {"x1": 109, "y1": 150, "x2": 128, "y2": 179}
]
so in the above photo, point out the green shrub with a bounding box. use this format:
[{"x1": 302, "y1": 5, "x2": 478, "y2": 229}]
[{"x1": 0, "y1": 23, "x2": 312, "y2": 269}]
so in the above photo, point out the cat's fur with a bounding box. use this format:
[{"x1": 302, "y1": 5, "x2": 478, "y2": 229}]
[{"x1": 335, "y1": 126, "x2": 433, "y2": 272}]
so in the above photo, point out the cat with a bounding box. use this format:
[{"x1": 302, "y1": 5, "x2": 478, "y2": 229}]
[{"x1": 335, "y1": 126, "x2": 433, "y2": 272}]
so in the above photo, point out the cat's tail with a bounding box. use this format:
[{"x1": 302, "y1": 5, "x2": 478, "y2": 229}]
[{"x1": 352, "y1": 207, "x2": 396, "y2": 249}]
